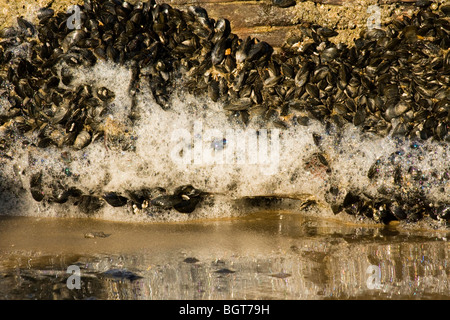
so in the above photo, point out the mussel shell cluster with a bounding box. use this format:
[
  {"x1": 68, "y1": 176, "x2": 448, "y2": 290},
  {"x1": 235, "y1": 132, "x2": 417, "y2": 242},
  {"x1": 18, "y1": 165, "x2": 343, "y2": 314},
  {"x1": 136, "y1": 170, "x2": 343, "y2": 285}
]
[
  {"x1": 326, "y1": 157, "x2": 450, "y2": 225},
  {"x1": 27, "y1": 165, "x2": 206, "y2": 215},
  {"x1": 0, "y1": 0, "x2": 449, "y2": 222}
]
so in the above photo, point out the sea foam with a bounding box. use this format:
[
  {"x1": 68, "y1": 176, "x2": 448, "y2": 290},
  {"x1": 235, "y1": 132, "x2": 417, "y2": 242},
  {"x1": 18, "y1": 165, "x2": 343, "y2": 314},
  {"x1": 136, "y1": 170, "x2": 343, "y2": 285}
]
[{"x1": 0, "y1": 61, "x2": 448, "y2": 226}]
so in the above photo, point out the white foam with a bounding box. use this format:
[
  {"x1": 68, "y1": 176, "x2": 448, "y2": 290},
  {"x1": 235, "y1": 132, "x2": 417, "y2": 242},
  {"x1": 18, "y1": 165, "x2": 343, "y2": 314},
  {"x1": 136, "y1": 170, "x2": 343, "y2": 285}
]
[{"x1": 0, "y1": 61, "x2": 448, "y2": 225}]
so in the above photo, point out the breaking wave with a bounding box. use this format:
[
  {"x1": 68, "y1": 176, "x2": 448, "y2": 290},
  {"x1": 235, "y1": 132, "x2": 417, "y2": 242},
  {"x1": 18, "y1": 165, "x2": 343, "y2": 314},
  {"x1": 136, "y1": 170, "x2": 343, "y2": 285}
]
[{"x1": 0, "y1": 0, "x2": 448, "y2": 229}]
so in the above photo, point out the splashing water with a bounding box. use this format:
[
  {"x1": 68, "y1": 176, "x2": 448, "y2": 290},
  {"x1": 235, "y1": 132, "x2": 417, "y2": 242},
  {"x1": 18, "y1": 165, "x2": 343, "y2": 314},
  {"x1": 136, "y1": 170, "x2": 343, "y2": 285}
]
[
  {"x1": 0, "y1": 59, "x2": 448, "y2": 228},
  {"x1": 0, "y1": 1, "x2": 448, "y2": 229}
]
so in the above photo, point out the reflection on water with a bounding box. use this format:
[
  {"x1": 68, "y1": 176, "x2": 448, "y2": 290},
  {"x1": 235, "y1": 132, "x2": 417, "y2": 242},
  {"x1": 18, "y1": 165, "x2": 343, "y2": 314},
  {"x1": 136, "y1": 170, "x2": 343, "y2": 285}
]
[{"x1": 0, "y1": 213, "x2": 448, "y2": 300}]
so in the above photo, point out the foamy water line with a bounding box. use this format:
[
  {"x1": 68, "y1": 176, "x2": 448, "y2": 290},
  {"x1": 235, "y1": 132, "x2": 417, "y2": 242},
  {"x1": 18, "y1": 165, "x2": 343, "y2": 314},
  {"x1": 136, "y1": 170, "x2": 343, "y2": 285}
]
[{"x1": 0, "y1": 61, "x2": 448, "y2": 224}]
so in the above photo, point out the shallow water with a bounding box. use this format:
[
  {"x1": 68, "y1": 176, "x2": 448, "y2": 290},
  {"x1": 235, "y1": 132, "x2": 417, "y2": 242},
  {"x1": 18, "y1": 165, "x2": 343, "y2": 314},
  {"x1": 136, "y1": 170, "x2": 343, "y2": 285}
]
[{"x1": 0, "y1": 212, "x2": 448, "y2": 300}]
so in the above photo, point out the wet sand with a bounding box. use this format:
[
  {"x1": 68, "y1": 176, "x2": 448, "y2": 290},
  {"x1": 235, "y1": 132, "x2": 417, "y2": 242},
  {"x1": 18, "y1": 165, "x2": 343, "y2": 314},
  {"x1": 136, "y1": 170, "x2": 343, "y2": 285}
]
[{"x1": 0, "y1": 213, "x2": 448, "y2": 299}]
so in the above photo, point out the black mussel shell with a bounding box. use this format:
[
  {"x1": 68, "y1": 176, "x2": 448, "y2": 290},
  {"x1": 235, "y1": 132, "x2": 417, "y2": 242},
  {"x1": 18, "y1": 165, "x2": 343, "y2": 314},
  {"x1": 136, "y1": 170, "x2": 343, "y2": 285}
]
[
  {"x1": 30, "y1": 171, "x2": 44, "y2": 202},
  {"x1": 77, "y1": 195, "x2": 104, "y2": 214},
  {"x1": 103, "y1": 192, "x2": 129, "y2": 207}
]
